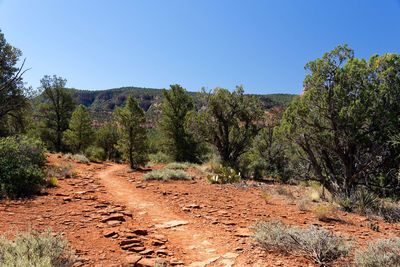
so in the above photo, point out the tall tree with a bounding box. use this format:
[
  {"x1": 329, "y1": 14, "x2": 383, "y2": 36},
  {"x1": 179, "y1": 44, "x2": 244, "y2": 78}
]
[
  {"x1": 38, "y1": 75, "x2": 76, "y2": 152},
  {"x1": 63, "y1": 104, "x2": 94, "y2": 152},
  {"x1": 160, "y1": 84, "x2": 200, "y2": 162},
  {"x1": 0, "y1": 29, "x2": 29, "y2": 128},
  {"x1": 186, "y1": 86, "x2": 263, "y2": 168},
  {"x1": 95, "y1": 121, "x2": 119, "y2": 160},
  {"x1": 114, "y1": 95, "x2": 148, "y2": 169},
  {"x1": 278, "y1": 45, "x2": 400, "y2": 196}
]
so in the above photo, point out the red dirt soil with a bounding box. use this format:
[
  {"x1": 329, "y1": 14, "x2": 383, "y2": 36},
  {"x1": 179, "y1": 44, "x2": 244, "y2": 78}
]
[{"x1": 1, "y1": 154, "x2": 400, "y2": 266}]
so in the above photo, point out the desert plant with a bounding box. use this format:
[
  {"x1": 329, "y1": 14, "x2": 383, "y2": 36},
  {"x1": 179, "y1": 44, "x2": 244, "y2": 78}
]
[
  {"x1": 261, "y1": 191, "x2": 271, "y2": 204},
  {"x1": 354, "y1": 237, "x2": 400, "y2": 267},
  {"x1": 376, "y1": 200, "x2": 400, "y2": 223},
  {"x1": 207, "y1": 165, "x2": 241, "y2": 184},
  {"x1": 46, "y1": 177, "x2": 59, "y2": 187},
  {"x1": 46, "y1": 162, "x2": 75, "y2": 179},
  {"x1": 84, "y1": 146, "x2": 106, "y2": 162},
  {"x1": 0, "y1": 228, "x2": 75, "y2": 266},
  {"x1": 0, "y1": 136, "x2": 46, "y2": 198},
  {"x1": 253, "y1": 220, "x2": 350, "y2": 264},
  {"x1": 70, "y1": 154, "x2": 89, "y2": 164},
  {"x1": 143, "y1": 169, "x2": 192, "y2": 181},
  {"x1": 334, "y1": 189, "x2": 380, "y2": 214},
  {"x1": 309, "y1": 190, "x2": 321, "y2": 202},
  {"x1": 297, "y1": 197, "x2": 311, "y2": 211},
  {"x1": 149, "y1": 152, "x2": 172, "y2": 164},
  {"x1": 274, "y1": 185, "x2": 295, "y2": 199},
  {"x1": 313, "y1": 204, "x2": 331, "y2": 221},
  {"x1": 166, "y1": 162, "x2": 193, "y2": 169}
]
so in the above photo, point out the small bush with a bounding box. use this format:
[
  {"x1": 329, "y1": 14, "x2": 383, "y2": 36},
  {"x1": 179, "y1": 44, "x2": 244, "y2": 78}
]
[
  {"x1": 166, "y1": 162, "x2": 192, "y2": 169},
  {"x1": 309, "y1": 190, "x2": 321, "y2": 202},
  {"x1": 354, "y1": 237, "x2": 400, "y2": 267},
  {"x1": 70, "y1": 154, "x2": 89, "y2": 164},
  {"x1": 143, "y1": 169, "x2": 192, "y2": 181},
  {"x1": 84, "y1": 146, "x2": 106, "y2": 162},
  {"x1": 376, "y1": 200, "x2": 400, "y2": 223},
  {"x1": 207, "y1": 165, "x2": 241, "y2": 184},
  {"x1": 334, "y1": 189, "x2": 379, "y2": 213},
  {"x1": 261, "y1": 191, "x2": 271, "y2": 204},
  {"x1": 149, "y1": 152, "x2": 173, "y2": 164},
  {"x1": 0, "y1": 229, "x2": 75, "y2": 266},
  {"x1": 47, "y1": 177, "x2": 59, "y2": 187},
  {"x1": 253, "y1": 220, "x2": 350, "y2": 264},
  {"x1": 313, "y1": 204, "x2": 331, "y2": 221},
  {"x1": 297, "y1": 197, "x2": 311, "y2": 211},
  {"x1": 0, "y1": 136, "x2": 46, "y2": 198},
  {"x1": 46, "y1": 162, "x2": 75, "y2": 179}
]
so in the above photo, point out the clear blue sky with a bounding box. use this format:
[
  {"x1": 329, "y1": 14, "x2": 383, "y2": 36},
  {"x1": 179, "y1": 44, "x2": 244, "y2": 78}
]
[{"x1": 1, "y1": 0, "x2": 399, "y2": 94}]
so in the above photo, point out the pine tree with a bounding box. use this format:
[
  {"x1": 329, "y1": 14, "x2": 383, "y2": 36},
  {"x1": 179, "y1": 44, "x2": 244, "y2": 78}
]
[
  {"x1": 63, "y1": 104, "x2": 94, "y2": 152},
  {"x1": 114, "y1": 96, "x2": 148, "y2": 169},
  {"x1": 160, "y1": 84, "x2": 200, "y2": 162}
]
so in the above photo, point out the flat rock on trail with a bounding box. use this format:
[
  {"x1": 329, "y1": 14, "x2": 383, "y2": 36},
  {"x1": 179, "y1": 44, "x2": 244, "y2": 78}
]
[{"x1": 1, "y1": 154, "x2": 400, "y2": 266}]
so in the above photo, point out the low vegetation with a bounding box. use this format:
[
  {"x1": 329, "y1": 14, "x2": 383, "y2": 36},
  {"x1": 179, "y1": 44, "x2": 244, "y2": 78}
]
[
  {"x1": 354, "y1": 237, "x2": 400, "y2": 267},
  {"x1": 207, "y1": 165, "x2": 241, "y2": 184},
  {"x1": 143, "y1": 169, "x2": 192, "y2": 181},
  {"x1": 253, "y1": 220, "x2": 351, "y2": 264},
  {"x1": 0, "y1": 229, "x2": 75, "y2": 267},
  {"x1": 165, "y1": 162, "x2": 192, "y2": 169}
]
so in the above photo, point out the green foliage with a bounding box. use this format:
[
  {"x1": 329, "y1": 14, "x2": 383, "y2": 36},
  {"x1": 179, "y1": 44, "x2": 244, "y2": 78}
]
[
  {"x1": 63, "y1": 104, "x2": 94, "y2": 153},
  {"x1": 95, "y1": 122, "x2": 120, "y2": 160},
  {"x1": 278, "y1": 45, "x2": 400, "y2": 196},
  {"x1": 165, "y1": 162, "x2": 192, "y2": 169},
  {"x1": 69, "y1": 154, "x2": 89, "y2": 164},
  {"x1": 207, "y1": 165, "x2": 241, "y2": 184},
  {"x1": 253, "y1": 220, "x2": 350, "y2": 264},
  {"x1": 46, "y1": 176, "x2": 59, "y2": 187},
  {"x1": 0, "y1": 136, "x2": 46, "y2": 198},
  {"x1": 69, "y1": 86, "x2": 295, "y2": 127},
  {"x1": 354, "y1": 237, "x2": 400, "y2": 267},
  {"x1": 186, "y1": 86, "x2": 264, "y2": 169},
  {"x1": 334, "y1": 188, "x2": 379, "y2": 213},
  {"x1": 143, "y1": 169, "x2": 192, "y2": 181},
  {"x1": 0, "y1": 229, "x2": 75, "y2": 267},
  {"x1": 0, "y1": 29, "x2": 28, "y2": 123},
  {"x1": 38, "y1": 75, "x2": 76, "y2": 152},
  {"x1": 240, "y1": 109, "x2": 290, "y2": 181},
  {"x1": 160, "y1": 84, "x2": 201, "y2": 162},
  {"x1": 114, "y1": 95, "x2": 149, "y2": 169},
  {"x1": 84, "y1": 146, "x2": 106, "y2": 162},
  {"x1": 149, "y1": 152, "x2": 173, "y2": 164}
]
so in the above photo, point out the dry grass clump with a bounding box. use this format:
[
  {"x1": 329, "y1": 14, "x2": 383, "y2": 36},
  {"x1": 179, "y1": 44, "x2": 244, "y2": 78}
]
[
  {"x1": 46, "y1": 177, "x2": 59, "y2": 187},
  {"x1": 0, "y1": 229, "x2": 75, "y2": 266},
  {"x1": 312, "y1": 204, "x2": 338, "y2": 221},
  {"x1": 354, "y1": 237, "x2": 400, "y2": 267},
  {"x1": 253, "y1": 220, "x2": 351, "y2": 265},
  {"x1": 143, "y1": 169, "x2": 192, "y2": 181},
  {"x1": 46, "y1": 162, "x2": 75, "y2": 179},
  {"x1": 273, "y1": 185, "x2": 295, "y2": 199},
  {"x1": 297, "y1": 196, "x2": 311, "y2": 211}
]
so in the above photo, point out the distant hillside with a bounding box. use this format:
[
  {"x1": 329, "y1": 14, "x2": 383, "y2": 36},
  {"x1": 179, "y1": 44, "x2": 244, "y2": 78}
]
[{"x1": 69, "y1": 86, "x2": 297, "y2": 127}]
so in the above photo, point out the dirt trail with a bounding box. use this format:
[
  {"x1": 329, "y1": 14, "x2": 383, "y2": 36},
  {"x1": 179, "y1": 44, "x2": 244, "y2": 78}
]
[{"x1": 98, "y1": 163, "x2": 240, "y2": 267}]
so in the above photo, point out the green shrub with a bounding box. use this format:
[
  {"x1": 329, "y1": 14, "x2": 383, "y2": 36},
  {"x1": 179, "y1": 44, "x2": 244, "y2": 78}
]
[
  {"x1": 207, "y1": 165, "x2": 241, "y2": 184},
  {"x1": 165, "y1": 162, "x2": 192, "y2": 169},
  {"x1": 70, "y1": 154, "x2": 89, "y2": 164},
  {"x1": 334, "y1": 189, "x2": 379, "y2": 213},
  {"x1": 355, "y1": 237, "x2": 400, "y2": 267},
  {"x1": 0, "y1": 229, "x2": 75, "y2": 266},
  {"x1": 253, "y1": 220, "x2": 350, "y2": 264},
  {"x1": 143, "y1": 169, "x2": 192, "y2": 181},
  {"x1": 149, "y1": 152, "x2": 173, "y2": 164},
  {"x1": 84, "y1": 146, "x2": 106, "y2": 162},
  {"x1": 0, "y1": 136, "x2": 46, "y2": 198}
]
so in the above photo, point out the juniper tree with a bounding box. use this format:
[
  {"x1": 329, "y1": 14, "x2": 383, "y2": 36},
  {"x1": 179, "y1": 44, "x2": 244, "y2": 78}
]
[{"x1": 114, "y1": 95, "x2": 148, "y2": 169}]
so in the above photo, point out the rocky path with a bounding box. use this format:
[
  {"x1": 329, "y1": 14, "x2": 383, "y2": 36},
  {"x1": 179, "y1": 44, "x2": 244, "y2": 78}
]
[{"x1": 98, "y1": 164, "x2": 241, "y2": 267}]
